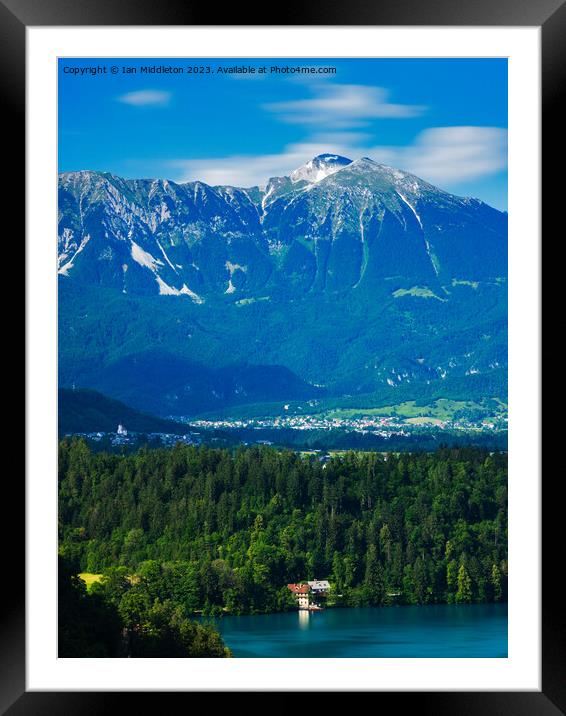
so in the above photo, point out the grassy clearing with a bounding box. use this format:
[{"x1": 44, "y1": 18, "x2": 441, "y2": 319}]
[
  {"x1": 326, "y1": 398, "x2": 506, "y2": 422},
  {"x1": 327, "y1": 399, "x2": 464, "y2": 420},
  {"x1": 235, "y1": 296, "x2": 270, "y2": 307},
  {"x1": 392, "y1": 286, "x2": 446, "y2": 301},
  {"x1": 78, "y1": 572, "x2": 139, "y2": 590},
  {"x1": 451, "y1": 279, "x2": 479, "y2": 289},
  {"x1": 78, "y1": 572, "x2": 103, "y2": 590},
  {"x1": 405, "y1": 416, "x2": 445, "y2": 426}
]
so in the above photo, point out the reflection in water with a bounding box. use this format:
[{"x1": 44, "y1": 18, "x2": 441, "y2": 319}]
[{"x1": 298, "y1": 610, "x2": 310, "y2": 630}]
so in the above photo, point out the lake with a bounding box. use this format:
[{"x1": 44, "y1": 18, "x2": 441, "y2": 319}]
[{"x1": 208, "y1": 604, "x2": 508, "y2": 658}]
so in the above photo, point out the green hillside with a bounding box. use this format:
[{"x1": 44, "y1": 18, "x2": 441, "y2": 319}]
[{"x1": 58, "y1": 388, "x2": 187, "y2": 435}]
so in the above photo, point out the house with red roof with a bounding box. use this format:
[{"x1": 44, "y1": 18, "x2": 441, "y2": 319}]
[{"x1": 287, "y1": 583, "x2": 310, "y2": 609}]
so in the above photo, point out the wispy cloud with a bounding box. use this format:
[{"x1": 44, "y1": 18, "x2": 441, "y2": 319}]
[
  {"x1": 130, "y1": 80, "x2": 504, "y2": 194},
  {"x1": 372, "y1": 127, "x2": 508, "y2": 184},
  {"x1": 117, "y1": 90, "x2": 171, "y2": 107},
  {"x1": 169, "y1": 144, "x2": 326, "y2": 188},
  {"x1": 168, "y1": 126, "x2": 507, "y2": 190},
  {"x1": 264, "y1": 83, "x2": 425, "y2": 128}
]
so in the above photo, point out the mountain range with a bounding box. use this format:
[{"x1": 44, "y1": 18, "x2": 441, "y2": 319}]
[{"x1": 58, "y1": 153, "x2": 507, "y2": 417}]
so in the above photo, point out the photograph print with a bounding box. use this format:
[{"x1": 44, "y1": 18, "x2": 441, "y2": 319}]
[{"x1": 57, "y1": 57, "x2": 508, "y2": 659}]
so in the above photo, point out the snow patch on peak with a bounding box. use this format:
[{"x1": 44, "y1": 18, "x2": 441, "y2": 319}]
[
  {"x1": 156, "y1": 239, "x2": 178, "y2": 273},
  {"x1": 156, "y1": 276, "x2": 204, "y2": 303},
  {"x1": 130, "y1": 241, "x2": 163, "y2": 272},
  {"x1": 226, "y1": 260, "x2": 247, "y2": 275},
  {"x1": 179, "y1": 284, "x2": 204, "y2": 303},
  {"x1": 261, "y1": 183, "x2": 275, "y2": 212},
  {"x1": 58, "y1": 234, "x2": 91, "y2": 276},
  {"x1": 290, "y1": 154, "x2": 352, "y2": 185},
  {"x1": 397, "y1": 192, "x2": 423, "y2": 229}
]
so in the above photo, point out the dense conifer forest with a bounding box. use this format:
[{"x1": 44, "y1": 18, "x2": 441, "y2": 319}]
[{"x1": 59, "y1": 440, "x2": 507, "y2": 651}]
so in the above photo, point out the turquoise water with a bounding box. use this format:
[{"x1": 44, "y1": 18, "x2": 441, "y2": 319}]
[{"x1": 209, "y1": 604, "x2": 507, "y2": 658}]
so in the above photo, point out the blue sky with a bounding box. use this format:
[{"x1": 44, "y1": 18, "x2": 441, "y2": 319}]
[{"x1": 59, "y1": 58, "x2": 508, "y2": 209}]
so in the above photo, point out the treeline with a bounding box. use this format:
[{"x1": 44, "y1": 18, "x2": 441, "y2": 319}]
[
  {"x1": 73, "y1": 427, "x2": 509, "y2": 458},
  {"x1": 59, "y1": 440, "x2": 508, "y2": 615},
  {"x1": 206, "y1": 427, "x2": 508, "y2": 453}
]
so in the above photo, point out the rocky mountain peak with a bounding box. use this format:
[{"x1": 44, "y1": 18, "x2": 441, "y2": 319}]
[{"x1": 289, "y1": 153, "x2": 352, "y2": 184}]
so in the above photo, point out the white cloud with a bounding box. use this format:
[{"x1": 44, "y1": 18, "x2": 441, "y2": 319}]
[
  {"x1": 170, "y1": 145, "x2": 320, "y2": 188},
  {"x1": 263, "y1": 83, "x2": 425, "y2": 128},
  {"x1": 170, "y1": 138, "x2": 362, "y2": 188},
  {"x1": 371, "y1": 127, "x2": 508, "y2": 184},
  {"x1": 168, "y1": 127, "x2": 507, "y2": 190},
  {"x1": 118, "y1": 90, "x2": 171, "y2": 106}
]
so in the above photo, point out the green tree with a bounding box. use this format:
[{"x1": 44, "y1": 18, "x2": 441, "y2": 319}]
[
  {"x1": 455, "y1": 564, "x2": 473, "y2": 603},
  {"x1": 363, "y1": 544, "x2": 385, "y2": 605},
  {"x1": 491, "y1": 563, "x2": 503, "y2": 602}
]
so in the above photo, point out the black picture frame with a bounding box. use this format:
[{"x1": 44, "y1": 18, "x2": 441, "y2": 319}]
[{"x1": 9, "y1": 0, "x2": 555, "y2": 709}]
